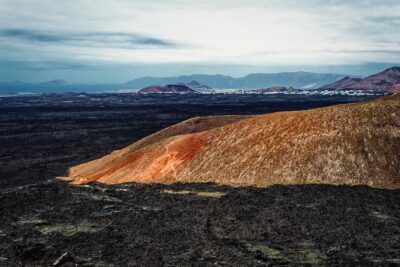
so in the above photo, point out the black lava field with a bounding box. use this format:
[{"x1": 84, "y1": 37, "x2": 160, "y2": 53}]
[{"x1": 1, "y1": 93, "x2": 398, "y2": 266}]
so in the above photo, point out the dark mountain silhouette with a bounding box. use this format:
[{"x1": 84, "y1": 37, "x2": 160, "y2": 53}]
[
  {"x1": 179, "y1": 80, "x2": 211, "y2": 89},
  {"x1": 42, "y1": 79, "x2": 68, "y2": 85}
]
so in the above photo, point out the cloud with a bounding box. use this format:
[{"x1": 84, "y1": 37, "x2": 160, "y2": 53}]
[
  {"x1": 0, "y1": 29, "x2": 178, "y2": 48},
  {"x1": 317, "y1": 49, "x2": 400, "y2": 55},
  {"x1": 367, "y1": 16, "x2": 400, "y2": 26},
  {"x1": 0, "y1": 60, "x2": 90, "y2": 71},
  {"x1": 0, "y1": 0, "x2": 399, "y2": 82}
]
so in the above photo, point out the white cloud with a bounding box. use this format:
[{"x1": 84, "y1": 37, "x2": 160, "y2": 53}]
[{"x1": 0, "y1": 0, "x2": 399, "y2": 66}]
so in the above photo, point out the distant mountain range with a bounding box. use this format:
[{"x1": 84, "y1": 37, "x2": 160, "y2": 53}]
[
  {"x1": 0, "y1": 72, "x2": 344, "y2": 94},
  {"x1": 1, "y1": 67, "x2": 399, "y2": 94},
  {"x1": 320, "y1": 66, "x2": 400, "y2": 93},
  {"x1": 126, "y1": 72, "x2": 345, "y2": 89},
  {"x1": 9, "y1": 79, "x2": 68, "y2": 86},
  {"x1": 0, "y1": 80, "x2": 128, "y2": 94}
]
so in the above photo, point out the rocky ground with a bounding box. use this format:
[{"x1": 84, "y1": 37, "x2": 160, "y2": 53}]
[
  {"x1": 0, "y1": 181, "x2": 399, "y2": 266},
  {"x1": 1, "y1": 93, "x2": 397, "y2": 266}
]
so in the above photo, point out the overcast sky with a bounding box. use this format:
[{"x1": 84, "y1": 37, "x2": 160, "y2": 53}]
[{"x1": 0, "y1": 0, "x2": 399, "y2": 82}]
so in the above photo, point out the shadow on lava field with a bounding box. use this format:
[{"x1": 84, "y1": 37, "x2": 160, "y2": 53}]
[{"x1": 0, "y1": 181, "x2": 399, "y2": 266}]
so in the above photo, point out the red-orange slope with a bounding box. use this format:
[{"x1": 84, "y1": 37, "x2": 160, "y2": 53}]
[{"x1": 61, "y1": 95, "x2": 400, "y2": 188}]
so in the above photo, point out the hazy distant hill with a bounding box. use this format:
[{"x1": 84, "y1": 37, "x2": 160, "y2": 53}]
[
  {"x1": 0, "y1": 72, "x2": 346, "y2": 94},
  {"x1": 126, "y1": 72, "x2": 345, "y2": 89},
  {"x1": 0, "y1": 81, "x2": 128, "y2": 94},
  {"x1": 41, "y1": 79, "x2": 68, "y2": 86},
  {"x1": 179, "y1": 80, "x2": 211, "y2": 90}
]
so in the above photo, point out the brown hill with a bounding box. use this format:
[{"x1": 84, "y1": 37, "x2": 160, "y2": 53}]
[
  {"x1": 61, "y1": 95, "x2": 400, "y2": 188},
  {"x1": 319, "y1": 76, "x2": 362, "y2": 90},
  {"x1": 386, "y1": 83, "x2": 400, "y2": 93},
  {"x1": 138, "y1": 84, "x2": 195, "y2": 94},
  {"x1": 320, "y1": 66, "x2": 400, "y2": 92}
]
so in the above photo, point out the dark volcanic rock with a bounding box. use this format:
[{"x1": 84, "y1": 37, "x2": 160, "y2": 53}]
[
  {"x1": 138, "y1": 84, "x2": 195, "y2": 94},
  {"x1": 0, "y1": 93, "x2": 398, "y2": 266},
  {"x1": 0, "y1": 181, "x2": 399, "y2": 265}
]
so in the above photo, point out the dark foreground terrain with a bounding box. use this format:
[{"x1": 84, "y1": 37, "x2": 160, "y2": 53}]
[
  {"x1": 1, "y1": 93, "x2": 398, "y2": 266},
  {"x1": 0, "y1": 181, "x2": 399, "y2": 266},
  {"x1": 0, "y1": 93, "x2": 379, "y2": 188}
]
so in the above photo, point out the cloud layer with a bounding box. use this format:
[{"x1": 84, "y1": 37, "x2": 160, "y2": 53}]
[
  {"x1": 0, "y1": 0, "x2": 399, "y2": 81},
  {"x1": 0, "y1": 29, "x2": 177, "y2": 48}
]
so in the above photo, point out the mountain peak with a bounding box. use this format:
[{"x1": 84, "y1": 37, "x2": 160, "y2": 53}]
[
  {"x1": 43, "y1": 79, "x2": 68, "y2": 85},
  {"x1": 319, "y1": 66, "x2": 400, "y2": 92},
  {"x1": 385, "y1": 66, "x2": 400, "y2": 72},
  {"x1": 187, "y1": 80, "x2": 201, "y2": 86}
]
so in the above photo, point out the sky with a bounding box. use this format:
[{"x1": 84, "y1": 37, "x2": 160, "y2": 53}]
[{"x1": 0, "y1": 0, "x2": 399, "y2": 83}]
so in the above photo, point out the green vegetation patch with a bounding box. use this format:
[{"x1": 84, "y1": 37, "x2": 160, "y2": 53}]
[
  {"x1": 245, "y1": 242, "x2": 327, "y2": 264},
  {"x1": 72, "y1": 191, "x2": 122, "y2": 203},
  {"x1": 371, "y1": 211, "x2": 392, "y2": 220},
  {"x1": 293, "y1": 249, "x2": 327, "y2": 264},
  {"x1": 162, "y1": 189, "x2": 226, "y2": 198},
  {"x1": 18, "y1": 219, "x2": 47, "y2": 225},
  {"x1": 37, "y1": 223, "x2": 99, "y2": 237}
]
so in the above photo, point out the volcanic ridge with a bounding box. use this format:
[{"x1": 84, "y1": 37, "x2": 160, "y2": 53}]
[
  {"x1": 320, "y1": 66, "x2": 400, "y2": 93},
  {"x1": 62, "y1": 94, "x2": 400, "y2": 188}
]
